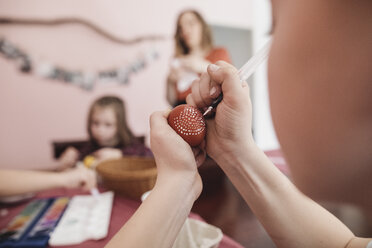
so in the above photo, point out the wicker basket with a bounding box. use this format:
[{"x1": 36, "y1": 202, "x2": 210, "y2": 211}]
[{"x1": 96, "y1": 157, "x2": 157, "y2": 200}]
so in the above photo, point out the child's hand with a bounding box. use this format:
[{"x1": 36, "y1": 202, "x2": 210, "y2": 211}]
[
  {"x1": 61, "y1": 166, "x2": 96, "y2": 191},
  {"x1": 150, "y1": 110, "x2": 203, "y2": 199},
  {"x1": 94, "y1": 148, "x2": 122, "y2": 162},
  {"x1": 58, "y1": 147, "x2": 79, "y2": 170}
]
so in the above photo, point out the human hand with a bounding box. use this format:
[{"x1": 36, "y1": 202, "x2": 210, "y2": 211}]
[
  {"x1": 179, "y1": 55, "x2": 209, "y2": 74},
  {"x1": 186, "y1": 61, "x2": 254, "y2": 165},
  {"x1": 61, "y1": 166, "x2": 97, "y2": 191},
  {"x1": 93, "y1": 148, "x2": 122, "y2": 162},
  {"x1": 168, "y1": 64, "x2": 188, "y2": 83},
  {"x1": 150, "y1": 111, "x2": 204, "y2": 199},
  {"x1": 58, "y1": 147, "x2": 79, "y2": 170}
]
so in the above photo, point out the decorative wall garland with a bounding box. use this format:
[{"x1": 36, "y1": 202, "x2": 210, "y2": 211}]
[
  {"x1": 0, "y1": 17, "x2": 166, "y2": 90},
  {"x1": 0, "y1": 38, "x2": 159, "y2": 90},
  {"x1": 0, "y1": 17, "x2": 167, "y2": 45}
]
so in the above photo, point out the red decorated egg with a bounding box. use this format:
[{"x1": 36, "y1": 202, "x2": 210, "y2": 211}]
[{"x1": 168, "y1": 104, "x2": 206, "y2": 147}]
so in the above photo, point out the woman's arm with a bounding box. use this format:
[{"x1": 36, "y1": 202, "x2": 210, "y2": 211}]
[
  {"x1": 221, "y1": 143, "x2": 370, "y2": 248},
  {"x1": 106, "y1": 174, "x2": 199, "y2": 248},
  {"x1": 187, "y1": 62, "x2": 371, "y2": 248}
]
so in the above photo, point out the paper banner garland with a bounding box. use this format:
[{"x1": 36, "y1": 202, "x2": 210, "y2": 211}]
[{"x1": 0, "y1": 37, "x2": 159, "y2": 90}]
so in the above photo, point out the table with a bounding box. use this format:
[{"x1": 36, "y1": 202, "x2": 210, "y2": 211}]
[{"x1": 0, "y1": 187, "x2": 243, "y2": 248}]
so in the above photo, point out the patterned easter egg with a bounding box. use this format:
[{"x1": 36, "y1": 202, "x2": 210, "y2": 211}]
[{"x1": 168, "y1": 104, "x2": 206, "y2": 147}]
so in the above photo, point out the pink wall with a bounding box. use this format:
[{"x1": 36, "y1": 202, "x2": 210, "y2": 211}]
[{"x1": 0, "y1": 0, "x2": 254, "y2": 169}]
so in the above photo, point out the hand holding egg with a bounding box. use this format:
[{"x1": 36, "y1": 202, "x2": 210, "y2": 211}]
[{"x1": 167, "y1": 104, "x2": 206, "y2": 147}]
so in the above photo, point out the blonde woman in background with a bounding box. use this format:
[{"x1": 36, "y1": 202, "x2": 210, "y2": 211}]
[{"x1": 166, "y1": 9, "x2": 231, "y2": 107}]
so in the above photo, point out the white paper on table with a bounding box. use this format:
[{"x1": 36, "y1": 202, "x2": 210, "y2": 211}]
[{"x1": 49, "y1": 191, "x2": 114, "y2": 246}]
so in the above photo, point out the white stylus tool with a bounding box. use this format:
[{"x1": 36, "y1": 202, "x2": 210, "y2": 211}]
[{"x1": 203, "y1": 39, "x2": 272, "y2": 116}]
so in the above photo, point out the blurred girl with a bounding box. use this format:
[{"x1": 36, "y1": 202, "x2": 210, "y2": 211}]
[{"x1": 57, "y1": 96, "x2": 152, "y2": 168}]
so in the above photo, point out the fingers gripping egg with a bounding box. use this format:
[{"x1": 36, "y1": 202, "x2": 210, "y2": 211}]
[{"x1": 168, "y1": 104, "x2": 206, "y2": 147}]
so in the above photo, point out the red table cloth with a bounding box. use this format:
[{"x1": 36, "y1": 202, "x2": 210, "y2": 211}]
[{"x1": 0, "y1": 188, "x2": 243, "y2": 248}]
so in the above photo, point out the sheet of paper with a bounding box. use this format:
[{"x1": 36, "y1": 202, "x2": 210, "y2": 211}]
[{"x1": 49, "y1": 191, "x2": 114, "y2": 246}]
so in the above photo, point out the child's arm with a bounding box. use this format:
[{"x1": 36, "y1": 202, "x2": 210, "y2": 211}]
[
  {"x1": 106, "y1": 173, "x2": 199, "y2": 248},
  {"x1": 0, "y1": 166, "x2": 96, "y2": 197},
  {"x1": 105, "y1": 111, "x2": 203, "y2": 248}
]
